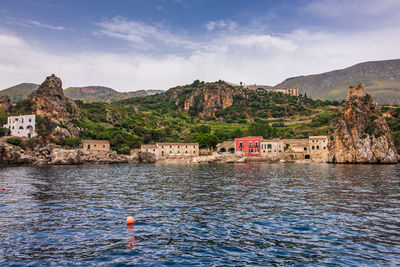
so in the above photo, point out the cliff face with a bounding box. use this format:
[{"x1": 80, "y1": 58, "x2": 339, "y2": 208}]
[
  {"x1": 328, "y1": 83, "x2": 398, "y2": 163},
  {"x1": 28, "y1": 74, "x2": 81, "y2": 123},
  {"x1": 182, "y1": 83, "x2": 236, "y2": 118}
]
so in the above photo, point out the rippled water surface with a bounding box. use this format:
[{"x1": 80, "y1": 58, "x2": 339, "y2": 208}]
[{"x1": 1, "y1": 163, "x2": 400, "y2": 265}]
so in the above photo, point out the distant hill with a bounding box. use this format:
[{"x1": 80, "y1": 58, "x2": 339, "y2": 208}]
[
  {"x1": 64, "y1": 86, "x2": 164, "y2": 103},
  {"x1": 274, "y1": 59, "x2": 400, "y2": 104},
  {"x1": 0, "y1": 83, "x2": 39, "y2": 103},
  {"x1": 0, "y1": 83, "x2": 163, "y2": 104}
]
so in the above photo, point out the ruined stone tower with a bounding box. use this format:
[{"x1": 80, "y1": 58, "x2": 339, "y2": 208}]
[{"x1": 347, "y1": 82, "x2": 366, "y2": 100}]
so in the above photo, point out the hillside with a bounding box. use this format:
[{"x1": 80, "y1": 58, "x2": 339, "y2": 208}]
[
  {"x1": 0, "y1": 83, "x2": 39, "y2": 103},
  {"x1": 64, "y1": 86, "x2": 163, "y2": 103},
  {"x1": 274, "y1": 59, "x2": 400, "y2": 104}
]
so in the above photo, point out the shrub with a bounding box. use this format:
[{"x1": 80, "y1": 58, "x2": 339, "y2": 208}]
[
  {"x1": 62, "y1": 137, "x2": 81, "y2": 148},
  {"x1": 117, "y1": 146, "x2": 131, "y2": 155},
  {"x1": 7, "y1": 137, "x2": 22, "y2": 146},
  {"x1": 0, "y1": 127, "x2": 10, "y2": 137}
]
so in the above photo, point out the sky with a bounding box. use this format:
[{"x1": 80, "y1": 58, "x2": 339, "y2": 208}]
[{"x1": 0, "y1": 0, "x2": 400, "y2": 91}]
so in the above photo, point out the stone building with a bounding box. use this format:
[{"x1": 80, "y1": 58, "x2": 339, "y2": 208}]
[
  {"x1": 283, "y1": 139, "x2": 310, "y2": 160},
  {"x1": 4, "y1": 114, "x2": 37, "y2": 138},
  {"x1": 261, "y1": 139, "x2": 284, "y2": 158},
  {"x1": 82, "y1": 140, "x2": 110, "y2": 154},
  {"x1": 272, "y1": 88, "x2": 299, "y2": 96},
  {"x1": 309, "y1": 136, "x2": 329, "y2": 162},
  {"x1": 217, "y1": 141, "x2": 235, "y2": 153},
  {"x1": 347, "y1": 83, "x2": 365, "y2": 100},
  {"x1": 140, "y1": 143, "x2": 199, "y2": 160}
]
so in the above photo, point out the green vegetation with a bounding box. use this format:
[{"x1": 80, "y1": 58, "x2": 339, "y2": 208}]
[
  {"x1": 7, "y1": 137, "x2": 22, "y2": 146},
  {"x1": 61, "y1": 137, "x2": 81, "y2": 148}
]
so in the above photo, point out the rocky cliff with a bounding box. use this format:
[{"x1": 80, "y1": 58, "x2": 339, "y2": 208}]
[
  {"x1": 28, "y1": 74, "x2": 82, "y2": 123},
  {"x1": 177, "y1": 82, "x2": 238, "y2": 118},
  {"x1": 328, "y1": 83, "x2": 399, "y2": 163}
]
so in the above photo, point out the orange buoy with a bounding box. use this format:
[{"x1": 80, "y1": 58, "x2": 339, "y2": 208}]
[
  {"x1": 0, "y1": 188, "x2": 5, "y2": 190},
  {"x1": 126, "y1": 216, "x2": 135, "y2": 225}
]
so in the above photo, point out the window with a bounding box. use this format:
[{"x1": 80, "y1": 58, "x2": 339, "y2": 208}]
[
  {"x1": 170, "y1": 151, "x2": 172, "y2": 153},
  {"x1": 267, "y1": 144, "x2": 272, "y2": 149},
  {"x1": 268, "y1": 150, "x2": 271, "y2": 153},
  {"x1": 186, "y1": 146, "x2": 188, "y2": 148},
  {"x1": 249, "y1": 148, "x2": 253, "y2": 152},
  {"x1": 178, "y1": 151, "x2": 180, "y2": 154},
  {"x1": 323, "y1": 147, "x2": 326, "y2": 149},
  {"x1": 88, "y1": 145, "x2": 90, "y2": 149},
  {"x1": 170, "y1": 146, "x2": 172, "y2": 148},
  {"x1": 153, "y1": 149, "x2": 156, "y2": 152},
  {"x1": 178, "y1": 146, "x2": 180, "y2": 148},
  {"x1": 255, "y1": 149, "x2": 259, "y2": 152},
  {"x1": 263, "y1": 150, "x2": 265, "y2": 153},
  {"x1": 186, "y1": 151, "x2": 188, "y2": 153},
  {"x1": 239, "y1": 142, "x2": 243, "y2": 147},
  {"x1": 240, "y1": 148, "x2": 243, "y2": 151},
  {"x1": 162, "y1": 146, "x2": 164, "y2": 148},
  {"x1": 255, "y1": 142, "x2": 259, "y2": 147},
  {"x1": 29, "y1": 118, "x2": 32, "y2": 122},
  {"x1": 312, "y1": 146, "x2": 315, "y2": 150},
  {"x1": 279, "y1": 150, "x2": 282, "y2": 153},
  {"x1": 94, "y1": 144, "x2": 97, "y2": 147},
  {"x1": 304, "y1": 147, "x2": 307, "y2": 151},
  {"x1": 103, "y1": 145, "x2": 105, "y2": 148},
  {"x1": 317, "y1": 146, "x2": 319, "y2": 150},
  {"x1": 193, "y1": 146, "x2": 195, "y2": 148},
  {"x1": 249, "y1": 141, "x2": 252, "y2": 147}
]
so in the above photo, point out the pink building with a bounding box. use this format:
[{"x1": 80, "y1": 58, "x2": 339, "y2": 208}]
[{"x1": 234, "y1": 136, "x2": 262, "y2": 157}]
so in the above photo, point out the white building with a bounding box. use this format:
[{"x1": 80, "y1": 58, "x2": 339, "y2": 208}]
[{"x1": 4, "y1": 114, "x2": 37, "y2": 138}]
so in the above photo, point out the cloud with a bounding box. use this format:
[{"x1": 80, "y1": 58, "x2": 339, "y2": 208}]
[
  {"x1": 206, "y1": 20, "x2": 237, "y2": 32},
  {"x1": 95, "y1": 17, "x2": 193, "y2": 49},
  {"x1": 1, "y1": 14, "x2": 400, "y2": 93},
  {"x1": 29, "y1": 20, "x2": 66, "y2": 31}
]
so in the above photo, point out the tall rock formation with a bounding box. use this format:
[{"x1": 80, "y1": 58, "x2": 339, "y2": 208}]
[
  {"x1": 328, "y1": 83, "x2": 398, "y2": 163},
  {"x1": 28, "y1": 74, "x2": 81, "y2": 123},
  {"x1": 182, "y1": 83, "x2": 236, "y2": 118},
  {"x1": 0, "y1": 95, "x2": 11, "y2": 111}
]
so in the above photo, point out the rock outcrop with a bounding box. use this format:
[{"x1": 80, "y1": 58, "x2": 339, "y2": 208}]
[
  {"x1": 28, "y1": 74, "x2": 82, "y2": 123},
  {"x1": 328, "y1": 83, "x2": 399, "y2": 163},
  {"x1": 50, "y1": 148, "x2": 82, "y2": 165},
  {"x1": 0, "y1": 95, "x2": 11, "y2": 111},
  {"x1": 0, "y1": 141, "x2": 36, "y2": 165},
  {"x1": 183, "y1": 83, "x2": 236, "y2": 118},
  {"x1": 136, "y1": 151, "x2": 156, "y2": 163}
]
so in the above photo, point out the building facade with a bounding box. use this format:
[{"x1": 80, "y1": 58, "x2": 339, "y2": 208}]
[
  {"x1": 217, "y1": 141, "x2": 235, "y2": 153},
  {"x1": 82, "y1": 140, "x2": 110, "y2": 154},
  {"x1": 140, "y1": 143, "x2": 199, "y2": 160},
  {"x1": 272, "y1": 88, "x2": 299, "y2": 97},
  {"x1": 235, "y1": 136, "x2": 262, "y2": 157},
  {"x1": 4, "y1": 114, "x2": 37, "y2": 138},
  {"x1": 309, "y1": 136, "x2": 329, "y2": 161},
  {"x1": 283, "y1": 139, "x2": 310, "y2": 160},
  {"x1": 261, "y1": 139, "x2": 284, "y2": 158}
]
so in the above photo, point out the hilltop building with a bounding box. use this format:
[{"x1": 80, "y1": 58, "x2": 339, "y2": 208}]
[
  {"x1": 272, "y1": 88, "x2": 299, "y2": 96},
  {"x1": 140, "y1": 143, "x2": 199, "y2": 160},
  {"x1": 347, "y1": 83, "x2": 365, "y2": 100},
  {"x1": 4, "y1": 114, "x2": 37, "y2": 138},
  {"x1": 82, "y1": 140, "x2": 110, "y2": 155}
]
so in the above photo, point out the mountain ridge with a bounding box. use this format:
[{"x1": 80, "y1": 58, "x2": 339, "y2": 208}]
[{"x1": 274, "y1": 59, "x2": 400, "y2": 104}]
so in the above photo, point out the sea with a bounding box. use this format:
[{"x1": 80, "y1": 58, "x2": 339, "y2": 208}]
[{"x1": 0, "y1": 163, "x2": 399, "y2": 266}]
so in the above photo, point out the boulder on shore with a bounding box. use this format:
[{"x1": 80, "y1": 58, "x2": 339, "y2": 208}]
[{"x1": 50, "y1": 148, "x2": 82, "y2": 165}]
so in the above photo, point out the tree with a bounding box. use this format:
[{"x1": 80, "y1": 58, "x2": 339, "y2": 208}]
[
  {"x1": 193, "y1": 133, "x2": 219, "y2": 149},
  {"x1": 247, "y1": 122, "x2": 272, "y2": 139}
]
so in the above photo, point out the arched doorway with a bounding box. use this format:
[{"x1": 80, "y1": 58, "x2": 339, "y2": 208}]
[
  {"x1": 305, "y1": 155, "x2": 310, "y2": 159},
  {"x1": 219, "y1": 148, "x2": 226, "y2": 153},
  {"x1": 228, "y1": 148, "x2": 235, "y2": 153}
]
